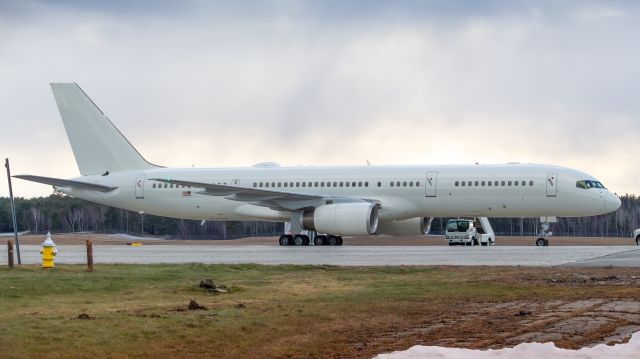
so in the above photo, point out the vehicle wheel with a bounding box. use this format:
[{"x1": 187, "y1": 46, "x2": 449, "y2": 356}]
[
  {"x1": 536, "y1": 238, "x2": 546, "y2": 247},
  {"x1": 314, "y1": 235, "x2": 326, "y2": 246},
  {"x1": 293, "y1": 235, "x2": 305, "y2": 246},
  {"x1": 481, "y1": 241, "x2": 487, "y2": 246},
  {"x1": 544, "y1": 239, "x2": 549, "y2": 246},
  {"x1": 337, "y1": 236, "x2": 343, "y2": 246},
  {"x1": 636, "y1": 235, "x2": 640, "y2": 246},
  {"x1": 327, "y1": 235, "x2": 339, "y2": 246},
  {"x1": 473, "y1": 237, "x2": 479, "y2": 246},
  {"x1": 279, "y1": 235, "x2": 291, "y2": 246}
]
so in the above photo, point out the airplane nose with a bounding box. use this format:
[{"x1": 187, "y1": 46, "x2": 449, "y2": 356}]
[{"x1": 605, "y1": 193, "x2": 621, "y2": 212}]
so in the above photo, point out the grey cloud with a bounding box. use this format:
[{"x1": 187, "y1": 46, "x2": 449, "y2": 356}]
[{"x1": 1, "y1": 0, "x2": 639, "y2": 197}]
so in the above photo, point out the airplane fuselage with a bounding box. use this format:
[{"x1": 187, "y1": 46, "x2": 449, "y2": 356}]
[{"x1": 61, "y1": 163, "x2": 620, "y2": 223}]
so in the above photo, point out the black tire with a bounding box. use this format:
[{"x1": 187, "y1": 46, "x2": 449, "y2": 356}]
[
  {"x1": 473, "y1": 237, "x2": 479, "y2": 246},
  {"x1": 536, "y1": 238, "x2": 546, "y2": 247},
  {"x1": 293, "y1": 235, "x2": 305, "y2": 246},
  {"x1": 279, "y1": 235, "x2": 291, "y2": 246},
  {"x1": 481, "y1": 241, "x2": 487, "y2": 246},
  {"x1": 544, "y1": 239, "x2": 549, "y2": 246},
  {"x1": 314, "y1": 235, "x2": 326, "y2": 246},
  {"x1": 337, "y1": 236, "x2": 343, "y2": 246},
  {"x1": 636, "y1": 235, "x2": 640, "y2": 246},
  {"x1": 327, "y1": 235, "x2": 339, "y2": 246}
]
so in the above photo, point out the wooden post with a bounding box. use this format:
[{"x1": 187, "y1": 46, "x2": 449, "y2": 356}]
[
  {"x1": 86, "y1": 240, "x2": 93, "y2": 272},
  {"x1": 7, "y1": 240, "x2": 14, "y2": 269}
]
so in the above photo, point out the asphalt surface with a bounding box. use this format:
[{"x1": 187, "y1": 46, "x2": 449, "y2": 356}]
[{"x1": 2, "y1": 245, "x2": 639, "y2": 267}]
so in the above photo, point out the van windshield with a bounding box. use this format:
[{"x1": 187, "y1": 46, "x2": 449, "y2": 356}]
[{"x1": 447, "y1": 220, "x2": 470, "y2": 232}]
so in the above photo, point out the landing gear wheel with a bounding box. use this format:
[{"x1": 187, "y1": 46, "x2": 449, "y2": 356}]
[
  {"x1": 536, "y1": 238, "x2": 547, "y2": 247},
  {"x1": 293, "y1": 234, "x2": 307, "y2": 246},
  {"x1": 279, "y1": 235, "x2": 292, "y2": 246},
  {"x1": 314, "y1": 235, "x2": 327, "y2": 246},
  {"x1": 327, "y1": 235, "x2": 340, "y2": 246},
  {"x1": 337, "y1": 236, "x2": 343, "y2": 246},
  {"x1": 636, "y1": 236, "x2": 640, "y2": 246},
  {"x1": 473, "y1": 237, "x2": 479, "y2": 246}
]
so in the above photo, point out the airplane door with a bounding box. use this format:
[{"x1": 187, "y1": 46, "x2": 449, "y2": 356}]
[
  {"x1": 425, "y1": 171, "x2": 438, "y2": 197},
  {"x1": 135, "y1": 174, "x2": 145, "y2": 199},
  {"x1": 546, "y1": 173, "x2": 558, "y2": 197}
]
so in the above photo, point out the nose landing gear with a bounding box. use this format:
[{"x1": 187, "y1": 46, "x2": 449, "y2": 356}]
[{"x1": 535, "y1": 217, "x2": 556, "y2": 246}]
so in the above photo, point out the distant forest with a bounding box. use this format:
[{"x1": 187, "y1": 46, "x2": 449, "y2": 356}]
[{"x1": 1, "y1": 194, "x2": 639, "y2": 239}]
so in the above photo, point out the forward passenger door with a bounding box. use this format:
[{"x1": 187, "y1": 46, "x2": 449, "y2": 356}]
[{"x1": 425, "y1": 172, "x2": 438, "y2": 197}]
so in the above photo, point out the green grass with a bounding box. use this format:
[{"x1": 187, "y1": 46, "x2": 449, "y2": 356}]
[{"x1": 0, "y1": 264, "x2": 637, "y2": 358}]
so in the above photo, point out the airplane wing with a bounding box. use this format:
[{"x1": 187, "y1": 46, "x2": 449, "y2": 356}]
[
  {"x1": 14, "y1": 175, "x2": 117, "y2": 192},
  {"x1": 149, "y1": 178, "x2": 374, "y2": 211}
]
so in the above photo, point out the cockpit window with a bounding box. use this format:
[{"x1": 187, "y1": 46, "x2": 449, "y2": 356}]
[{"x1": 576, "y1": 180, "x2": 606, "y2": 189}]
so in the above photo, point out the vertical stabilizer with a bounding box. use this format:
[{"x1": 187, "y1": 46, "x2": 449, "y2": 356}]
[{"x1": 50, "y1": 83, "x2": 158, "y2": 175}]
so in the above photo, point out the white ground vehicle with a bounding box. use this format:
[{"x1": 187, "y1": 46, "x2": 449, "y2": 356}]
[
  {"x1": 634, "y1": 229, "x2": 640, "y2": 246},
  {"x1": 445, "y1": 218, "x2": 495, "y2": 246}
]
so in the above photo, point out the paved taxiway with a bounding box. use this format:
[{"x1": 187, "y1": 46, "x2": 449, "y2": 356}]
[{"x1": 2, "y1": 245, "x2": 638, "y2": 266}]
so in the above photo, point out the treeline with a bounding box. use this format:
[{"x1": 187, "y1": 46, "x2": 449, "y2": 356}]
[{"x1": 1, "y1": 194, "x2": 639, "y2": 239}]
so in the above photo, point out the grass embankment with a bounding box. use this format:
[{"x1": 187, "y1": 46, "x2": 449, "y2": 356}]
[{"x1": 0, "y1": 264, "x2": 638, "y2": 358}]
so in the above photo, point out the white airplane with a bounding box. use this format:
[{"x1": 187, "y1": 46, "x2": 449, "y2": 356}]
[{"x1": 16, "y1": 83, "x2": 621, "y2": 246}]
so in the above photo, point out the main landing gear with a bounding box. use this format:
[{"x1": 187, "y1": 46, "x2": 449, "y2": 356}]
[{"x1": 278, "y1": 234, "x2": 343, "y2": 246}]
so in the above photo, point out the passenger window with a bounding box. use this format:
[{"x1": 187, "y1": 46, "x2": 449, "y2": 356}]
[
  {"x1": 474, "y1": 181, "x2": 478, "y2": 186},
  {"x1": 308, "y1": 182, "x2": 312, "y2": 187},
  {"x1": 397, "y1": 181, "x2": 401, "y2": 187},
  {"x1": 333, "y1": 182, "x2": 337, "y2": 187},
  {"x1": 284, "y1": 182, "x2": 288, "y2": 188},
  {"x1": 358, "y1": 181, "x2": 362, "y2": 187},
  {"x1": 320, "y1": 182, "x2": 325, "y2": 187},
  {"x1": 365, "y1": 182, "x2": 369, "y2": 187},
  {"x1": 409, "y1": 181, "x2": 414, "y2": 187},
  {"x1": 265, "y1": 182, "x2": 269, "y2": 188},
  {"x1": 390, "y1": 182, "x2": 394, "y2": 187},
  {"x1": 152, "y1": 184, "x2": 156, "y2": 188},
  {"x1": 403, "y1": 181, "x2": 407, "y2": 187},
  {"x1": 259, "y1": 182, "x2": 263, "y2": 187},
  {"x1": 302, "y1": 182, "x2": 306, "y2": 187},
  {"x1": 467, "y1": 181, "x2": 472, "y2": 186},
  {"x1": 416, "y1": 181, "x2": 420, "y2": 186},
  {"x1": 296, "y1": 182, "x2": 300, "y2": 187},
  {"x1": 481, "y1": 181, "x2": 485, "y2": 186},
  {"x1": 521, "y1": 181, "x2": 525, "y2": 186},
  {"x1": 352, "y1": 181, "x2": 356, "y2": 187},
  {"x1": 529, "y1": 180, "x2": 533, "y2": 186},
  {"x1": 340, "y1": 182, "x2": 344, "y2": 187},
  {"x1": 278, "y1": 182, "x2": 281, "y2": 187},
  {"x1": 378, "y1": 181, "x2": 381, "y2": 187},
  {"x1": 326, "y1": 182, "x2": 331, "y2": 187},
  {"x1": 508, "y1": 181, "x2": 512, "y2": 186},
  {"x1": 164, "y1": 183, "x2": 168, "y2": 188},
  {"x1": 515, "y1": 181, "x2": 518, "y2": 186},
  {"x1": 455, "y1": 181, "x2": 459, "y2": 186}
]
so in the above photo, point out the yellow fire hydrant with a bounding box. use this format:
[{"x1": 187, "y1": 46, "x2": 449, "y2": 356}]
[{"x1": 40, "y1": 232, "x2": 58, "y2": 269}]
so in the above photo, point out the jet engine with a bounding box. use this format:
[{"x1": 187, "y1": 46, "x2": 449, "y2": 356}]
[
  {"x1": 302, "y1": 203, "x2": 379, "y2": 236},
  {"x1": 376, "y1": 217, "x2": 432, "y2": 236}
]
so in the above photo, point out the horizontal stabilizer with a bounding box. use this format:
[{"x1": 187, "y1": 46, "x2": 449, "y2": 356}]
[{"x1": 14, "y1": 175, "x2": 117, "y2": 192}]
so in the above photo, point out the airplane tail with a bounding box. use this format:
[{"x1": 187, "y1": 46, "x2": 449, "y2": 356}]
[{"x1": 50, "y1": 83, "x2": 158, "y2": 175}]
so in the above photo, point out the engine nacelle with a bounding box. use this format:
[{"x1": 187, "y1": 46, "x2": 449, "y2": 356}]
[
  {"x1": 376, "y1": 217, "x2": 432, "y2": 236},
  {"x1": 302, "y1": 203, "x2": 379, "y2": 236}
]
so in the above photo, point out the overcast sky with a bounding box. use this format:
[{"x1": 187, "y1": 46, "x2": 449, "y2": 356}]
[{"x1": 1, "y1": 0, "x2": 639, "y2": 198}]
